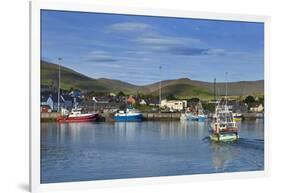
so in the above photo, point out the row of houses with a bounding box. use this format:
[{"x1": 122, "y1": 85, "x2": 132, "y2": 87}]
[
  {"x1": 154, "y1": 98, "x2": 263, "y2": 113},
  {"x1": 41, "y1": 90, "x2": 82, "y2": 112},
  {"x1": 41, "y1": 88, "x2": 264, "y2": 113}
]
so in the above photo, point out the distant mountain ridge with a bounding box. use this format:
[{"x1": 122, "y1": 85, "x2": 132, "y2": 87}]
[{"x1": 41, "y1": 60, "x2": 264, "y2": 97}]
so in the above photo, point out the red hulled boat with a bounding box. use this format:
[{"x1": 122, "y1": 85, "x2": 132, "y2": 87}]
[{"x1": 57, "y1": 108, "x2": 99, "y2": 123}]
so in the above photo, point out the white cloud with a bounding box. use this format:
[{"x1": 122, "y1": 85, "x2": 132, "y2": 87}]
[
  {"x1": 90, "y1": 63, "x2": 122, "y2": 68},
  {"x1": 106, "y1": 22, "x2": 227, "y2": 57},
  {"x1": 134, "y1": 35, "x2": 203, "y2": 49},
  {"x1": 107, "y1": 22, "x2": 152, "y2": 32},
  {"x1": 85, "y1": 51, "x2": 117, "y2": 62}
]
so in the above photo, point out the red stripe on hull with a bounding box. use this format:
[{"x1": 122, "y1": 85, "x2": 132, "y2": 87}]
[{"x1": 57, "y1": 114, "x2": 99, "y2": 123}]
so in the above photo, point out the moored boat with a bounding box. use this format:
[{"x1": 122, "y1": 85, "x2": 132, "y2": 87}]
[
  {"x1": 57, "y1": 108, "x2": 99, "y2": 123},
  {"x1": 180, "y1": 112, "x2": 192, "y2": 121},
  {"x1": 114, "y1": 107, "x2": 143, "y2": 122},
  {"x1": 198, "y1": 114, "x2": 207, "y2": 122},
  {"x1": 233, "y1": 113, "x2": 242, "y2": 121},
  {"x1": 196, "y1": 101, "x2": 207, "y2": 122}
]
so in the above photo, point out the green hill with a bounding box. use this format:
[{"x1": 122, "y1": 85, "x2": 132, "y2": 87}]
[
  {"x1": 150, "y1": 83, "x2": 212, "y2": 99},
  {"x1": 41, "y1": 60, "x2": 136, "y2": 93},
  {"x1": 41, "y1": 60, "x2": 264, "y2": 98}
]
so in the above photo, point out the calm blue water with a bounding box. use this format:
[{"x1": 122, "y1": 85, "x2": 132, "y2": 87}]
[{"x1": 41, "y1": 119, "x2": 264, "y2": 183}]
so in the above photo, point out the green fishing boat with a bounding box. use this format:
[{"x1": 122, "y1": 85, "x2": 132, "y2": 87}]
[{"x1": 209, "y1": 100, "x2": 239, "y2": 142}]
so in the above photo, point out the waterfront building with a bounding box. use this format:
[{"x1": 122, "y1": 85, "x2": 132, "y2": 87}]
[
  {"x1": 139, "y1": 99, "x2": 147, "y2": 105},
  {"x1": 250, "y1": 104, "x2": 264, "y2": 113},
  {"x1": 160, "y1": 99, "x2": 187, "y2": 112},
  {"x1": 41, "y1": 91, "x2": 78, "y2": 111},
  {"x1": 127, "y1": 95, "x2": 136, "y2": 105}
]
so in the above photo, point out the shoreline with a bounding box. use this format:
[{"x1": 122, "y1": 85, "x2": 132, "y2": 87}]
[{"x1": 41, "y1": 112, "x2": 263, "y2": 123}]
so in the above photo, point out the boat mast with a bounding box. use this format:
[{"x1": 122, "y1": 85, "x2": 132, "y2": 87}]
[
  {"x1": 58, "y1": 57, "x2": 62, "y2": 112},
  {"x1": 213, "y1": 78, "x2": 216, "y2": 101}
]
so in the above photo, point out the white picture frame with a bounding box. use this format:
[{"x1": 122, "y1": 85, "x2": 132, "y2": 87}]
[{"x1": 30, "y1": 1, "x2": 270, "y2": 192}]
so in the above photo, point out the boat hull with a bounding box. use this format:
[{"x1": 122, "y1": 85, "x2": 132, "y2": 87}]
[
  {"x1": 57, "y1": 114, "x2": 99, "y2": 123},
  {"x1": 198, "y1": 115, "x2": 207, "y2": 122},
  {"x1": 188, "y1": 115, "x2": 207, "y2": 121},
  {"x1": 209, "y1": 133, "x2": 239, "y2": 142},
  {"x1": 233, "y1": 116, "x2": 242, "y2": 121},
  {"x1": 114, "y1": 114, "x2": 143, "y2": 122}
]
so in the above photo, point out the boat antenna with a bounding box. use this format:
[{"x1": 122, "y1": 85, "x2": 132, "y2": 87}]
[{"x1": 57, "y1": 57, "x2": 62, "y2": 112}]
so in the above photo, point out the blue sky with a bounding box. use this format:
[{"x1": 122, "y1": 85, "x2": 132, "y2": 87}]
[{"x1": 41, "y1": 10, "x2": 264, "y2": 85}]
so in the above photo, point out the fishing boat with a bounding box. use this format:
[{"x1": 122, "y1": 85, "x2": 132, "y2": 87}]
[
  {"x1": 233, "y1": 113, "x2": 242, "y2": 121},
  {"x1": 190, "y1": 114, "x2": 199, "y2": 121},
  {"x1": 191, "y1": 101, "x2": 208, "y2": 122},
  {"x1": 198, "y1": 114, "x2": 207, "y2": 122},
  {"x1": 180, "y1": 102, "x2": 207, "y2": 122},
  {"x1": 209, "y1": 73, "x2": 239, "y2": 141},
  {"x1": 180, "y1": 112, "x2": 193, "y2": 121},
  {"x1": 194, "y1": 101, "x2": 207, "y2": 122},
  {"x1": 57, "y1": 107, "x2": 99, "y2": 123},
  {"x1": 209, "y1": 100, "x2": 239, "y2": 142},
  {"x1": 114, "y1": 106, "x2": 143, "y2": 122},
  {"x1": 54, "y1": 58, "x2": 99, "y2": 123}
]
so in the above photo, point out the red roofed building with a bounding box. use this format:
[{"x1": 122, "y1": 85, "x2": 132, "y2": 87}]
[{"x1": 127, "y1": 95, "x2": 136, "y2": 104}]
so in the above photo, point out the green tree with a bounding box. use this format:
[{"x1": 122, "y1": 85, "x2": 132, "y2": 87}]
[
  {"x1": 244, "y1": 95, "x2": 255, "y2": 104},
  {"x1": 258, "y1": 96, "x2": 264, "y2": 105},
  {"x1": 166, "y1": 94, "x2": 177, "y2": 100},
  {"x1": 117, "y1": 91, "x2": 125, "y2": 97},
  {"x1": 202, "y1": 103, "x2": 216, "y2": 113},
  {"x1": 244, "y1": 95, "x2": 256, "y2": 109},
  {"x1": 187, "y1": 97, "x2": 200, "y2": 103}
]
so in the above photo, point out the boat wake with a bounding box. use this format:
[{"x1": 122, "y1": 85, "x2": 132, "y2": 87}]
[
  {"x1": 202, "y1": 137, "x2": 264, "y2": 150},
  {"x1": 232, "y1": 138, "x2": 264, "y2": 150}
]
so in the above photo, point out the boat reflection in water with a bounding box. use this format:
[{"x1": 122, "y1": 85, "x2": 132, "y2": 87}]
[
  {"x1": 41, "y1": 120, "x2": 264, "y2": 184},
  {"x1": 209, "y1": 142, "x2": 240, "y2": 171}
]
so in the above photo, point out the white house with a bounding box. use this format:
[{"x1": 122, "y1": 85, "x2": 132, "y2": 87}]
[
  {"x1": 250, "y1": 104, "x2": 264, "y2": 113},
  {"x1": 139, "y1": 99, "x2": 147, "y2": 105},
  {"x1": 41, "y1": 95, "x2": 54, "y2": 110},
  {"x1": 160, "y1": 99, "x2": 187, "y2": 112}
]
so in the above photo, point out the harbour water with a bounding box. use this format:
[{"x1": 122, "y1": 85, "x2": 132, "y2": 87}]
[{"x1": 41, "y1": 119, "x2": 264, "y2": 183}]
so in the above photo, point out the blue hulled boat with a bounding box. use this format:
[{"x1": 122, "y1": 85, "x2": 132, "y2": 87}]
[
  {"x1": 198, "y1": 114, "x2": 207, "y2": 122},
  {"x1": 114, "y1": 107, "x2": 143, "y2": 122}
]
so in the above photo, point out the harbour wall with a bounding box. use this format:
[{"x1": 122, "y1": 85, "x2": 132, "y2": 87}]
[
  {"x1": 142, "y1": 113, "x2": 181, "y2": 121},
  {"x1": 41, "y1": 112, "x2": 60, "y2": 122},
  {"x1": 41, "y1": 112, "x2": 263, "y2": 122}
]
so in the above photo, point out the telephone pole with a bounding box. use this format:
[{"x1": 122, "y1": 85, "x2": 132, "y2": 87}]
[
  {"x1": 225, "y1": 72, "x2": 228, "y2": 106},
  {"x1": 57, "y1": 57, "x2": 62, "y2": 112},
  {"x1": 159, "y1": 66, "x2": 162, "y2": 113}
]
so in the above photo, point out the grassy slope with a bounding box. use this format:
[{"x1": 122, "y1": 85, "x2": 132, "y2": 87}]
[
  {"x1": 41, "y1": 61, "x2": 263, "y2": 98},
  {"x1": 150, "y1": 83, "x2": 213, "y2": 99},
  {"x1": 41, "y1": 61, "x2": 137, "y2": 92}
]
